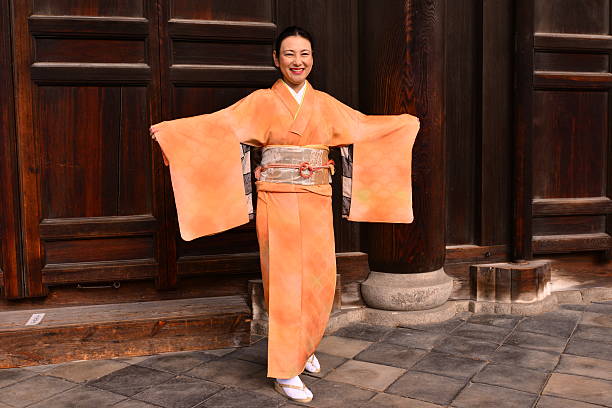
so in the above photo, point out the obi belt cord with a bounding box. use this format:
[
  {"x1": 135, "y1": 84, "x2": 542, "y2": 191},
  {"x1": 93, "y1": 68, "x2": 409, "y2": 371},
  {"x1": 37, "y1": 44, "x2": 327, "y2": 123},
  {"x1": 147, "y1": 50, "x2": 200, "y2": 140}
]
[{"x1": 152, "y1": 79, "x2": 420, "y2": 378}]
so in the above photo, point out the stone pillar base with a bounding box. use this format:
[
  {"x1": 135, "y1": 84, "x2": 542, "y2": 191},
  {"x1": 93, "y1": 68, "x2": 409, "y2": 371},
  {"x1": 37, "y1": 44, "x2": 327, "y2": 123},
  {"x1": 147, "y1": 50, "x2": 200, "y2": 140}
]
[
  {"x1": 470, "y1": 260, "x2": 552, "y2": 305},
  {"x1": 360, "y1": 268, "x2": 453, "y2": 311}
]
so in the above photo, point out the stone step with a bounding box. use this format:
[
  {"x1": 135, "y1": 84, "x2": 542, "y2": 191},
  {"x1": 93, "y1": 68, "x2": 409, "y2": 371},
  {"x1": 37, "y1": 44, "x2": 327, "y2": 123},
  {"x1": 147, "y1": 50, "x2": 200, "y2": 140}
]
[{"x1": 0, "y1": 296, "x2": 251, "y2": 368}]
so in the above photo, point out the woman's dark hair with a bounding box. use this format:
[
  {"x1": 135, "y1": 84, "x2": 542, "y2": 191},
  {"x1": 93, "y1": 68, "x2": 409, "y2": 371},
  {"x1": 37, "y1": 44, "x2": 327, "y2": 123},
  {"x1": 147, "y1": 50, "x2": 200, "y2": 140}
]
[{"x1": 274, "y1": 26, "x2": 314, "y2": 55}]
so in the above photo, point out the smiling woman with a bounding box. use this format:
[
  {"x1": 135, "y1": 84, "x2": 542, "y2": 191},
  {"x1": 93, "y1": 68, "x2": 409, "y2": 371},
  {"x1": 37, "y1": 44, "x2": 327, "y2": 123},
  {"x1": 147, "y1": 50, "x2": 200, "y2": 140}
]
[
  {"x1": 272, "y1": 26, "x2": 313, "y2": 92},
  {"x1": 150, "y1": 25, "x2": 420, "y2": 404}
]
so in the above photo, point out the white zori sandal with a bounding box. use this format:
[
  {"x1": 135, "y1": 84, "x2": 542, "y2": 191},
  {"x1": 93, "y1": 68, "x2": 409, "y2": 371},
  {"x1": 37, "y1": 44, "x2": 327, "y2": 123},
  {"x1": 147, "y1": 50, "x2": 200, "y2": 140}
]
[
  {"x1": 304, "y1": 353, "x2": 321, "y2": 374},
  {"x1": 274, "y1": 375, "x2": 313, "y2": 403}
]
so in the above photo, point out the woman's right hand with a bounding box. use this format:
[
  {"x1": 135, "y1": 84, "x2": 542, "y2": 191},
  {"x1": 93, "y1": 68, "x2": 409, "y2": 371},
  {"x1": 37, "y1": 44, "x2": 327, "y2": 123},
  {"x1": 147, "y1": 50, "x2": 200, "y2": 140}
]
[{"x1": 149, "y1": 125, "x2": 159, "y2": 140}]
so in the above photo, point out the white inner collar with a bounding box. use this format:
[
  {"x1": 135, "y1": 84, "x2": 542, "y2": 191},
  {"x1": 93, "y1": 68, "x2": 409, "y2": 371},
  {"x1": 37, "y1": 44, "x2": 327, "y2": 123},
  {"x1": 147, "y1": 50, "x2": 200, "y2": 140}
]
[{"x1": 283, "y1": 81, "x2": 307, "y2": 105}]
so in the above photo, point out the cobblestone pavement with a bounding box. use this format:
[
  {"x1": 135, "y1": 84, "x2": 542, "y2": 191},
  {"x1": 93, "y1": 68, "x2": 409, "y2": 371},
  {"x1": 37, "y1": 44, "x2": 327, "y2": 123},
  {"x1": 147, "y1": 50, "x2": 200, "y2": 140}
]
[{"x1": 1, "y1": 301, "x2": 611, "y2": 407}]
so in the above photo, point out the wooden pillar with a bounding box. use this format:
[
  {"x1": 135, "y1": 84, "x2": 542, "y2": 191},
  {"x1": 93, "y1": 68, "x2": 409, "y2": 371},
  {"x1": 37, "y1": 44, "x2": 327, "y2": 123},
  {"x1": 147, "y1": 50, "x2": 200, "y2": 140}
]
[
  {"x1": 359, "y1": 0, "x2": 445, "y2": 274},
  {"x1": 513, "y1": 0, "x2": 534, "y2": 262},
  {"x1": 357, "y1": 0, "x2": 451, "y2": 311},
  {"x1": 0, "y1": 0, "x2": 25, "y2": 299}
]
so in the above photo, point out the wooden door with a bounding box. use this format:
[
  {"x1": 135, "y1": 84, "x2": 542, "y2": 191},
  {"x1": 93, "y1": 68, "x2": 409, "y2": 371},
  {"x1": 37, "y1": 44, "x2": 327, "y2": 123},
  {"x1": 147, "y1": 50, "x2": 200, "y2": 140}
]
[
  {"x1": 3, "y1": 0, "x2": 361, "y2": 299},
  {"x1": 515, "y1": 0, "x2": 612, "y2": 258},
  {"x1": 7, "y1": 0, "x2": 167, "y2": 298},
  {"x1": 157, "y1": 0, "x2": 278, "y2": 280}
]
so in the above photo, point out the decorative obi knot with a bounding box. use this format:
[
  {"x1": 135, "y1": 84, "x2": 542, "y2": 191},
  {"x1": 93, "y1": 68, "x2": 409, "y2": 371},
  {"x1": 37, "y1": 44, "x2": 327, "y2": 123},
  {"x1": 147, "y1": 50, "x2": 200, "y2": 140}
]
[{"x1": 255, "y1": 145, "x2": 334, "y2": 186}]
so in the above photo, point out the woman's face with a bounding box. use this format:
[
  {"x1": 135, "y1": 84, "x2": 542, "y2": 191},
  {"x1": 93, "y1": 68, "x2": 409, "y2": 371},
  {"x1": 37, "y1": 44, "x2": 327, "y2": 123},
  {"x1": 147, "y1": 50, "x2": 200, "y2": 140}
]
[{"x1": 273, "y1": 35, "x2": 313, "y2": 89}]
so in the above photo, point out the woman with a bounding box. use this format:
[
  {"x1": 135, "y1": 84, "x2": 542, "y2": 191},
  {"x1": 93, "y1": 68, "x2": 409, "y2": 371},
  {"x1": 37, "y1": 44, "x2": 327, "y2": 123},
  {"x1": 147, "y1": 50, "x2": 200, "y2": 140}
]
[{"x1": 150, "y1": 26, "x2": 419, "y2": 403}]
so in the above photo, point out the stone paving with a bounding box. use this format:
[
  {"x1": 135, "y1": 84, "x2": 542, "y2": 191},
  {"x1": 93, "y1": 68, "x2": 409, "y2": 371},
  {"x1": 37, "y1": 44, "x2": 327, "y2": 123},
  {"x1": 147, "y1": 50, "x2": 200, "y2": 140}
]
[{"x1": 0, "y1": 300, "x2": 611, "y2": 407}]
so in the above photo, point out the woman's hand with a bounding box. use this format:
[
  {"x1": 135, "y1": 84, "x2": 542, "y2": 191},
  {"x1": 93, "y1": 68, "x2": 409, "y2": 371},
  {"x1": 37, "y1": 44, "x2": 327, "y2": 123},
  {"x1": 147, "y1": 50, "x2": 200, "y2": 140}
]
[
  {"x1": 149, "y1": 125, "x2": 169, "y2": 166},
  {"x1": 149, "y1": 125, "x2": 159, "y2": 140}
]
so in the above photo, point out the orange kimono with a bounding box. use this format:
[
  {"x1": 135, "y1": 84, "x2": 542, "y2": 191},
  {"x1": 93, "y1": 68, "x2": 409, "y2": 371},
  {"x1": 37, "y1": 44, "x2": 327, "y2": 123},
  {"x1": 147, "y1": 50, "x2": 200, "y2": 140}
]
[{"x1": 152, "y1": 79, "x2": 419, "y2": 378}]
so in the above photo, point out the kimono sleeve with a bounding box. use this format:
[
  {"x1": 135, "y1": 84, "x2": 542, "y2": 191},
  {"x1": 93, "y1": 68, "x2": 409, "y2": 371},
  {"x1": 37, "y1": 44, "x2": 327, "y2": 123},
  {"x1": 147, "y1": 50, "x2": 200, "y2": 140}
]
[
  {"x1": 328, "y1": 97, "x2": 420, "y2": 223},
  {"x1": 151, "y1": 92, "x2": 266, "y2": 241}
]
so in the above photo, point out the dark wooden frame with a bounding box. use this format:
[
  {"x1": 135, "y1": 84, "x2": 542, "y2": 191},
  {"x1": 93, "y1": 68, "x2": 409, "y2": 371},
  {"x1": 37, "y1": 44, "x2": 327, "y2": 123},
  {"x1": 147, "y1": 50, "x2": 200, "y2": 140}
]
[
  {"x1": 0, "y1": 0, "x2": 25, "y2": 298},
  {"x1": 513, "y1": 0, "x2": 534, "y2": 261}
]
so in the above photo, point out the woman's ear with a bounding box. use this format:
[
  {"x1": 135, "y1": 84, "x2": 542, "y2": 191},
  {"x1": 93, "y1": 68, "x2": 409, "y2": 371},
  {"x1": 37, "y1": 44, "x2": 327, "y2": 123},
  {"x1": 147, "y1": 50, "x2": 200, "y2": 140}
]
[{"x1": 272, "y1": 50, "x2": 279, "y2": 68}]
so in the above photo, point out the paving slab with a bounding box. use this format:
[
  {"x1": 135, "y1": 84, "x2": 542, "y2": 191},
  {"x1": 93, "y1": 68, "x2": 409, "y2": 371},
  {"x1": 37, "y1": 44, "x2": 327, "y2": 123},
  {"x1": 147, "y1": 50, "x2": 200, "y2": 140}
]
[
  {"x1": 332, "y1": 323, "x2": 393, "y2": 342},
  {"x1": 113, "y1": 400, "x2": 159, "y2": 408},
  {"x1": 432, "y1": 335, "x2": 499, "y2": 360},
  {"x1": 504, "y1": 330, "x2": 567, "y2": 353},
  {"x1": 0, "y1": 375, "x2": 76, "y2": 407},
  {"x1": 386, "y1": 371, "x2": 466, "y2": 405},
  {"x1": 27, "y1": 385, "x2": 126, "y2": 408},
  {"x1": 0, "y1": 368, "x2": 36, "y2": 388},
  {"x1": 227, "y1": 338, "x2": 268, "y2": 365},
  {"x1": 307, "y1": 379, "x2": 376, "y2": 408},
  {"x1": 113, "y1": 356, "x2": 151, "y2": 365},
  {"x1": 359, "y1": 392, "x2": 443, "y2": 407},
  {"x1": 573, "y1": 324, "x2": 612, "y2": 344},
  {"x1": 201, "y1": 348, "x2": 236, "y2": 357},
  {"x1": 466, "y1": 314, "x2": 522, "y2": 329},
  {"x1": 410, "y1": 351, "x2": 487, "y2": 380},
  {"x1": 87, "y1": 364, "x2": 174, "y2": 397},
  {"x1": 382, "y1": 327, "x2": 446, "y2": 350},
  {"x1": 555, "y1": 354, "x2": 612, "y2": 381},
  {"x1": 303, "y1": 352, "x2": 347, "y2": 378},
  {"x1": 450, "y1": 322, "x2": 512, "y2": 344},
  {"x1": 471, "y1": 363, "x2": 548, "y2": 394},
  {"x1": 586, "y1": 302, "x2": 612, "y2": 314},
  {"x1": 543, "y1": 372, "x2": 612, "y2": 406},
  {"x1": 354, "y1": 342, "x2": 427, "y2": 369},
  {"x1": 565, "y1": 338, "x2": 612, "y2": 361},
  {"x1": 228, "y1": 368, "x2": 287, "y2": 401},
  {"x1": 131, "y1": 375, "x2": 223, "y2": 408},
  {"x1": 316, "y1": 335, "x2": 373, "y2": 358},
  {"x1": 183, "y1": 357, "x2": 263, "y2": 386},
  {"x1": 137, "y1": 351, "x2": 215, "y2": 374},
  {"x1": 324, "y1": 359, "x2": 405, "y2": 392},
  {"x1": 451, "y1": 383, "x2": 537, "y2": 408},
  {"x1": 404, "y1": 317, "x2": 466, "y2": 334},
  {"x1": 536, "y1": 395, "x2": 606, "y2": 408},
  {"x1": 201, "y1": 387, "x2": 284, "y2": 408},
  {"x1": 516, "y1": 317, "x2": 577, "y2": 338},
  {"x1": 580, "y1": 311, "x2": 612, "y2": 328},
  {"x1": 491, "y1": 344, "x2": 560, "y2": 371},
  {"x1": 45, "y1": 359, "x2": 128, "y2": 383},
  {"x1": 559, "y1": 304, "x2": 586, "y2": 312}
]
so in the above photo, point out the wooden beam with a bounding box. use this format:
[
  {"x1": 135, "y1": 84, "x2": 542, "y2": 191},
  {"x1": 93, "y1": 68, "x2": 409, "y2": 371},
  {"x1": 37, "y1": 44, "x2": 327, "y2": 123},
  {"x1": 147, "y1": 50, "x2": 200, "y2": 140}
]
[
  {"x1": 0, "y1": 296, "x2": 251, "y2": 368},
  {"x1": 533, "y1": 233, "x2": 612, "y2": 254},
  {"x1": 533, "y1": 197, "x2": 612, "y2": 216}
]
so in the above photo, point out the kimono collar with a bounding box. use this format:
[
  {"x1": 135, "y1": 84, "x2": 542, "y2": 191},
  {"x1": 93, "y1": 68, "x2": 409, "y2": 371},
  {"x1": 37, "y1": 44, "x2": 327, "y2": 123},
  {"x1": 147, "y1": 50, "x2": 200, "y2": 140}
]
[{"x1": 272, "y1": 79, "x2": 315, "y2": 140}]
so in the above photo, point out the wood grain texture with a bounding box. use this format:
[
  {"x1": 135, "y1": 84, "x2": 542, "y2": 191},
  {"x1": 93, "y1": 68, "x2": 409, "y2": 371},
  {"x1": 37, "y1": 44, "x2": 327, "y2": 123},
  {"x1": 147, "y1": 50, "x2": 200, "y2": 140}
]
[
  {"x1": 360, "y1": 0, "x2": 445, "y2": 273},
  {"x1": 535, "y1": 0, "x2": 609, "y2": 34},
  {"x1": 533, "y1": 233, "x2": 612, "y2": 253},
  {"x1": 533, "y1": 90, "x2": 607, "y2": 199},
  {"x1": 533, "y1": 197, "x2": 612, "y2": 216},
  {"x1": 444, "y1": 0, "x2": 478, "y2": 246},
  {"x1": 0, "y1": 0, "x2": 24, "y2": 298},
  {"x1": 33, "y1": 0, "x2": 144, "y2": 17},
  {"x1": 479, "y1": 0, "x2": 513, "y2": 246},
  {"x1": 0, "y1": 296, "x2": 251, "y2": 368},
  {"x1": 513, "y1": 0, "x2": 534, "y2": 261}
]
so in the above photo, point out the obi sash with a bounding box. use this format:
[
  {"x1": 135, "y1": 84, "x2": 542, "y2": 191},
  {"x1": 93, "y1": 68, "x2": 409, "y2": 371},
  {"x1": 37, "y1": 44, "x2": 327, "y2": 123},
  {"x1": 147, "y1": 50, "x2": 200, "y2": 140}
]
[{"x1": 256, "y1": 145, "x2": 334, "y2": 186}]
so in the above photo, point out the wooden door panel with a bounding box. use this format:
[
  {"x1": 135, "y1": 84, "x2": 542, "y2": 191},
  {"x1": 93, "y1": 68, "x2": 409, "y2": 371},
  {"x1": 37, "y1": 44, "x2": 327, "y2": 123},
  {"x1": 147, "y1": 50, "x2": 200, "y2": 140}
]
[
  {"x1": 159, "y1": 0, "x2": 276, "y2": 277},
  {"x1": 32, "y1": 0, "x2": 144, "y2": 17},
  {"x1": 534, "y1": 0, "x2": 609, "y2": 34},
  {"x1": 533, "y1": 90, "x2": 607, "y2": 198},
  {"x1": 519, "y1": 0, "x2": 612, "y2": 255},
  {"x1": 39, "y1": 85, "x2": 152, "y2": 218},
  {"x1": 171, "y1": 0, "x2": 274, "y2": 22},
  {"x1": 10, "y1": 0, "x2": 165, "y2": 296},
  {"x1": 36, "y1": 38, "x2": 146, "y2": 63}
]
